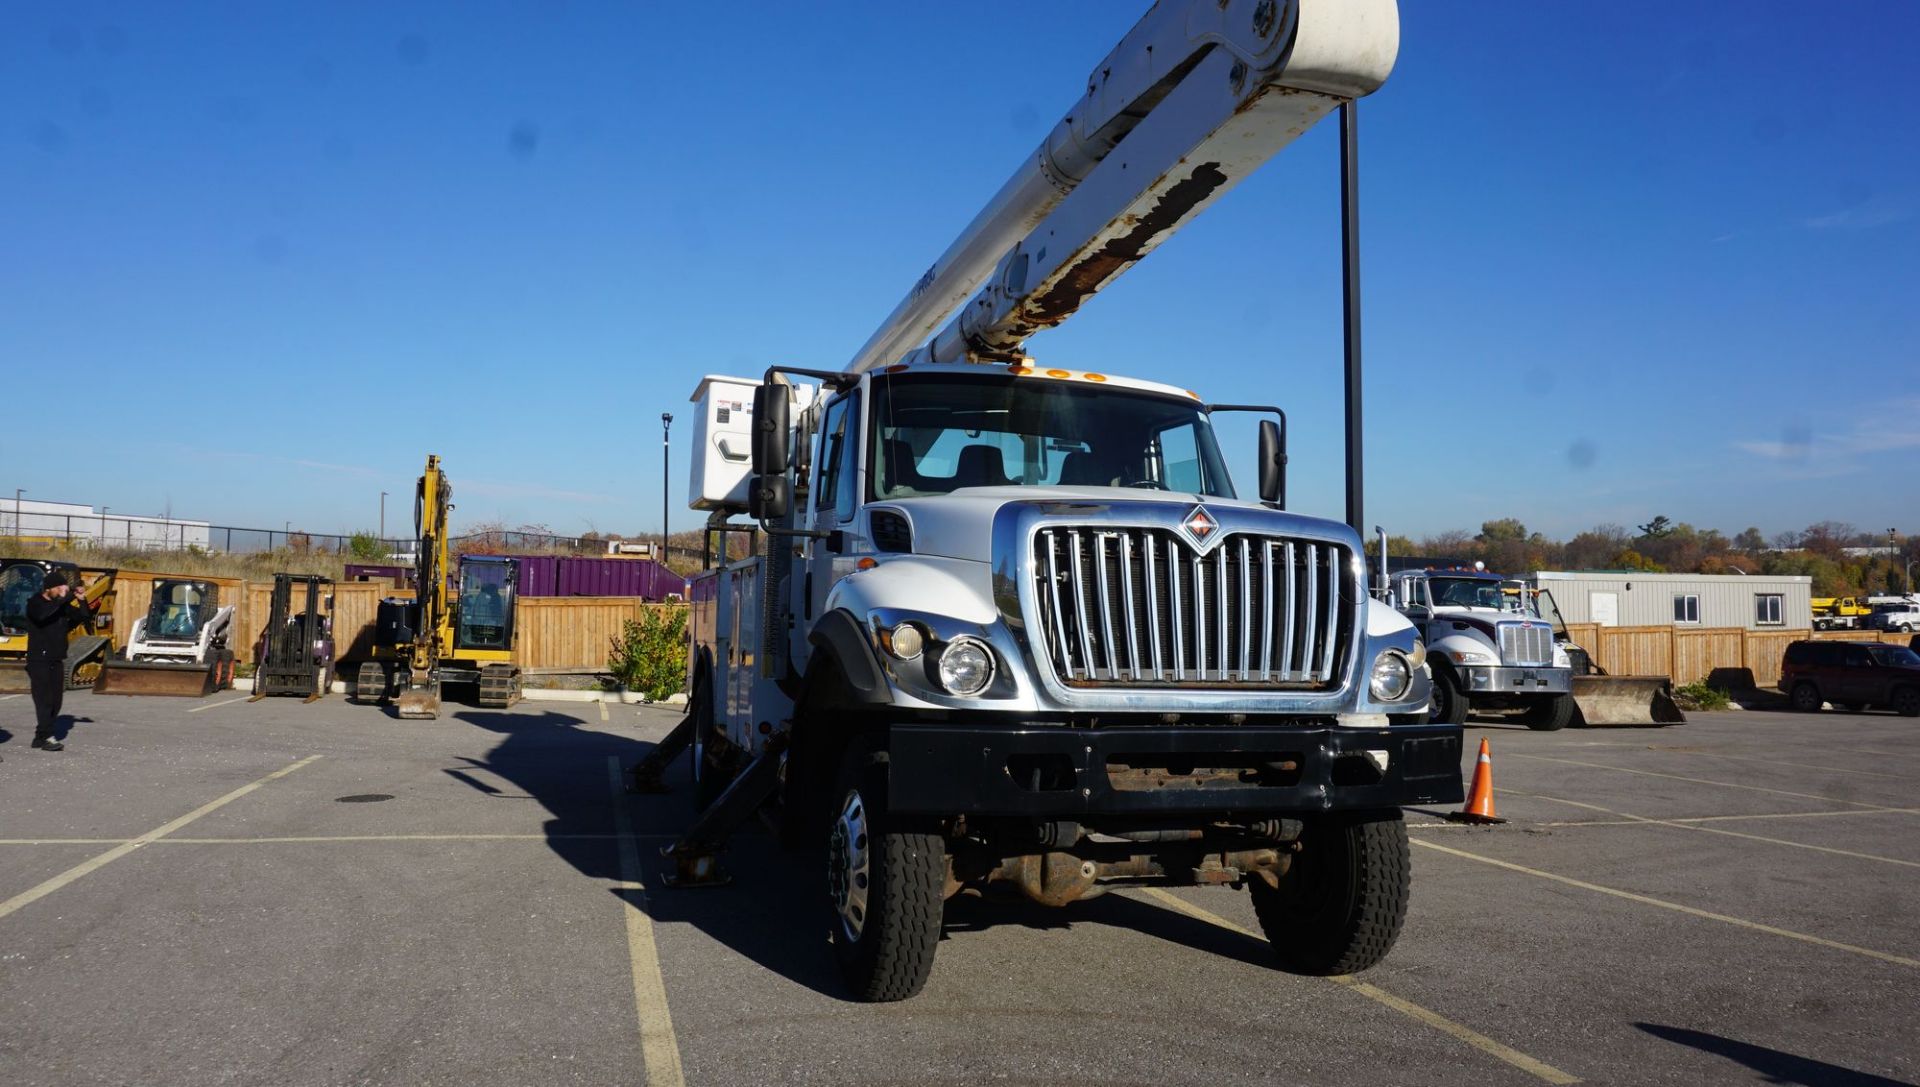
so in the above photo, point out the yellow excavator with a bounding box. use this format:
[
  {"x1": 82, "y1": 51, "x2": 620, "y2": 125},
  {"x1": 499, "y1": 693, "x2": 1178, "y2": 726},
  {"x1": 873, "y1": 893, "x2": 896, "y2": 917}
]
[
  {"x1": 354, "y1": 455, "x2": 522, "y2": 718},
  {"x1": 0, "y1": 559, "x2": 117, "y2": 691}
]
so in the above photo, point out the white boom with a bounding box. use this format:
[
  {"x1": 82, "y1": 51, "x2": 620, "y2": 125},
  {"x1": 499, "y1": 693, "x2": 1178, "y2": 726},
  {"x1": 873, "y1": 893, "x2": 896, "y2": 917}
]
[{"x1": 846, "y1": 0, "x2": 1398, "y2": 374}]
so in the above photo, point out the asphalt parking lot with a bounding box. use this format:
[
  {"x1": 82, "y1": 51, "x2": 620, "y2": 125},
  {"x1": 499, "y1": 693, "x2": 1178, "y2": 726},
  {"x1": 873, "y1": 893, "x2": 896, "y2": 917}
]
[{"x1": 2, "y1": 691, "x2": 1915, "y2": 1086}]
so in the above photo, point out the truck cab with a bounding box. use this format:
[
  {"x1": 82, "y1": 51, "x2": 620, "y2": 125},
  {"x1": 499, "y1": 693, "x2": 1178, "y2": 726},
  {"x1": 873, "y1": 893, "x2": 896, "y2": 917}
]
[
  {"x1": 684, "y1": 361, "x2": 1462, "y2": 999},
  {"x1": 1389, "y1": 566, "x2": 1574, "y2": 730}
]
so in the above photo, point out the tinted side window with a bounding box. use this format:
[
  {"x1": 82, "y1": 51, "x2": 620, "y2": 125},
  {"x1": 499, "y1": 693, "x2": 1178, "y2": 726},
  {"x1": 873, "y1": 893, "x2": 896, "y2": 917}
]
[
  {"x1": 1814, "y1": 644, "x2": 1845, "y2": 666},
  {"x1": 1784, "y1": 643, "x2": 1812, "y2": 666},
  {"x1": 814, "y1": 396, "x2": 850, "y2": 513}
]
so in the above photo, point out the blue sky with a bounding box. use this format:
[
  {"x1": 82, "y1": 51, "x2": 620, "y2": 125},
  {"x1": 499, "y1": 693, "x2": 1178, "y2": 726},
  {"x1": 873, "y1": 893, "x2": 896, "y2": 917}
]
[{"x1": 5, "y1": 2, "x2": 1916, "y2": 541}]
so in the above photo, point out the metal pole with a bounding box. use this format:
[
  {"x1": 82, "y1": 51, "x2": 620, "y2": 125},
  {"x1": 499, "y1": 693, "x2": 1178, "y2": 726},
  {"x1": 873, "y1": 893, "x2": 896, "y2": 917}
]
[
  {"x1": 11, "y1": 488, "x2": 20, "y2": 538},
  {"x1": 1339, "y1": 100, "x2": 1364, "y2": 535},
  {"x1": 661, "y1": 413, "x2": 674, "y2": 562},
  {"x1": 381, "y1": 491, "x2": 388, "y2": 540}
]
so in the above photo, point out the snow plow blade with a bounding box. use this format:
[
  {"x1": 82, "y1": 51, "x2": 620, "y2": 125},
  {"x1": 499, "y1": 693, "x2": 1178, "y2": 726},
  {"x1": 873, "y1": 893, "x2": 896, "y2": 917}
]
[
  {"x1": 94, "y1": 660, "x2": 232, "y2": 695},
  {"x1": 1571, "y1": 675, "x2": 1685, "y2": 727}
]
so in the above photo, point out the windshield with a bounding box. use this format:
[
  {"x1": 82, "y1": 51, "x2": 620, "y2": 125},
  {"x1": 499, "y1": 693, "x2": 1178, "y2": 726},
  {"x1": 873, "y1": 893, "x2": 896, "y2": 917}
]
[
  {"x1": 457, "y1": 560, "x2": 513, "y2": 651},
  {"x1": 147, "y1": 580, "x2": 218, "y2": 639},
  {"x1": 867, "y1": 373, "x2": 1235, "y2": 500},
  {"x1": 0, "y1": 563, "x2": 47, "y2": 634},
  {"x1": 1429, "y1": 577, "x2": 1506, "y2": 610}
]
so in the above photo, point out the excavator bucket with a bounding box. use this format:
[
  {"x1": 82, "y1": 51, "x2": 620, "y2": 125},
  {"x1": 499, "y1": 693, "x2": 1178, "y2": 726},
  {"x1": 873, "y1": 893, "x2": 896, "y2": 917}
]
[
  {"x1": 93, "y1": 656, "x2": 233, "y2": 698},
  {"x1": 1571, "y1": 675, "x2": 1686, "y2": 727},
  {"x1": 395, "y1": 679, "x2": 441, "y2": 719}
]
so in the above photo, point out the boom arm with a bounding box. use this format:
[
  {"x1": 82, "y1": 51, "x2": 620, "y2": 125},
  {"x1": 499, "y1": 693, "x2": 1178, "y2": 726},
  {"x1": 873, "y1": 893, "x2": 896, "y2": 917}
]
[
  {"x1": 847, "y1": 0, "x2": 1397, "y2": 373},
  {"x1": 410, "y1": 455, "x2": 451, "y2": 677}
]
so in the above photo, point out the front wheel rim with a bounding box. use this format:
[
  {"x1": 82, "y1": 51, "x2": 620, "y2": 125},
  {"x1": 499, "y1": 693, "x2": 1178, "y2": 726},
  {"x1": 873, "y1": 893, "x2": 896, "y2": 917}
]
[{"x1": 828, "y1": 788, "x2": 872, "y2": 943}]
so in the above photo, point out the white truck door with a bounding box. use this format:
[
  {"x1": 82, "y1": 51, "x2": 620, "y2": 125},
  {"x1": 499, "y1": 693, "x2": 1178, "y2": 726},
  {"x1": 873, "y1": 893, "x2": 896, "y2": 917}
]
[{"x1": 805, "y1": 389, "x2": 862, "y2": 625}]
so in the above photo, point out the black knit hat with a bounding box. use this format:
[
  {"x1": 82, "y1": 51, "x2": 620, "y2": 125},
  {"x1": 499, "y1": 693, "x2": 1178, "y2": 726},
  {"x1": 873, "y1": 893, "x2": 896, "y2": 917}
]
[{"x1": 42, "y1": 569, "x2": 68, "y2": 590}]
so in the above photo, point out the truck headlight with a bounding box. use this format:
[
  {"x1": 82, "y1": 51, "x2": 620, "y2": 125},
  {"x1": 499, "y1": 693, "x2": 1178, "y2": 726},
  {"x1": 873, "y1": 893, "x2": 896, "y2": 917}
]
[
  {"x1": 1450, "y1": 649, "x2": 1496, "y2": 666},
  {"x1": 935, "y1": 636, "x2": 994, "y2": 696},
  {"x1": 1369, "y1": 651, "x2": 1412, "y2": 701}
]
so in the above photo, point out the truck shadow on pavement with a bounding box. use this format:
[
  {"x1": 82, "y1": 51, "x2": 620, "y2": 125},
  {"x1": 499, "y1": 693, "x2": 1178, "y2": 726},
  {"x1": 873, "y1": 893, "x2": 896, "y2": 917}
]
[
  {"x1": 446, "y1": 707, "x2": 1296, "y2": 1001},
  {"x1": 1635, "y1": 1023, "x2": 1914, "y2": 1087}
]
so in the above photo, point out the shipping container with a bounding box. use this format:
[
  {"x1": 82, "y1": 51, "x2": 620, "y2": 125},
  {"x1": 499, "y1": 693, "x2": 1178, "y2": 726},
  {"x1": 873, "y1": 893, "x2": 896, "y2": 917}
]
[
  {"x1": 555, "y1": 557, "x2": 687, "y2": 601},
  {"x1": 512, "y1": 555, "x2": 559, "y2": 597}
]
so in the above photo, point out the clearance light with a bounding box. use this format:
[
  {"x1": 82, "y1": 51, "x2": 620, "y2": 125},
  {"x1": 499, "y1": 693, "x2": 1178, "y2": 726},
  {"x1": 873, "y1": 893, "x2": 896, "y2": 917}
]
[{"x1": 1045, "y1": 369, "x2": 1071, "y2": 378}]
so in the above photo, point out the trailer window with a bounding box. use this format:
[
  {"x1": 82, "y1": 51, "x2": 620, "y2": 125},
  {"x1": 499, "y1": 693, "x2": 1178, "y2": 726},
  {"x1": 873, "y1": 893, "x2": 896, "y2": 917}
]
[
  {"x1": 1755, "y1": 594, "x2": 1783, "y2": 626},
  {"x1": 868, "y1": 373, "x2": 1234, "y2": 500},
  {"x1": 1673, "y1": 594, "x2": 1701, "y2": 625}
]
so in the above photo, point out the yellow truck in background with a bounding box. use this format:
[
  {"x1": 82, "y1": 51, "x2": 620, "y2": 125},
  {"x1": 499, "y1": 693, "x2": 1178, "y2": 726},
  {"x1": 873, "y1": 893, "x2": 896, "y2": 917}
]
[{"x1": 1812, "y1": 596, "x2": 1873, "y2": 631}]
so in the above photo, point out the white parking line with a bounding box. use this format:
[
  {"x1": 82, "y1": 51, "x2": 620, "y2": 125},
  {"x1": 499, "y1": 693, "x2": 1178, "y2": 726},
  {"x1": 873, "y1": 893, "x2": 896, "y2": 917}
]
[
  {"x1": 1138, "y1": 887, "x2": 1580, "y2": 1084},
  {"x1": 599, "y1": 701, "x2": 610, "y2": 722},
  {"x1": 606, "y1": 756, "x2": 685, "y2": 1087},
  {"x1": 0, "y1": 693, "x2": 21, "y2": 701},
  {"x1": 1412, "y1": 839, "x2": 1920, "y2": 969},
  {"x1": 1518, "y1": 793, "x2": 1920, "y2": 869},
  {"x1": 188, "y1": 696, "x2": 252, "y2": 714},
  {"x1": 0, "y1": 755, "x2": 321, "y2": 922},
  {"x1": 1505, "y1": 753, "x2": 1910, "y2": 812}
]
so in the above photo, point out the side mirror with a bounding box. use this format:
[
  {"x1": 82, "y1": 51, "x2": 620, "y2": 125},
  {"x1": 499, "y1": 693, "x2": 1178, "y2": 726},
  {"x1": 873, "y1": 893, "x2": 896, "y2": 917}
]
[
  {"x1": 749, "y1": 474, "x2": 791, "y2": 521},
  {"x1": 751, "y1": 384, "x2": 790, "y2": 475},
  {"x1": 1257, "y1": 418, "x2": 1286, "y2": 508}
]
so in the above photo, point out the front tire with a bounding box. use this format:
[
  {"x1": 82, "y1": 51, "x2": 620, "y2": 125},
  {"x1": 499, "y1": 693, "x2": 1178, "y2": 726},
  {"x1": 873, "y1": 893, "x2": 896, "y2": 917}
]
[
  {"x1": 1790, "y1": 682, "x2": 1823, "y2": 713},
  {"x1": 1428, "y1": 666, "x2": 1468, "y2": 725},
  {"x1": 827, "y1": 742, "x2": 943, "y2": 1002},
  {"x1": 1521, "y1": 694, "x2": 1575, "y2": 731},
  {"x1": 1249, "y1": 810, "x2": 1410, "y2": 975}
]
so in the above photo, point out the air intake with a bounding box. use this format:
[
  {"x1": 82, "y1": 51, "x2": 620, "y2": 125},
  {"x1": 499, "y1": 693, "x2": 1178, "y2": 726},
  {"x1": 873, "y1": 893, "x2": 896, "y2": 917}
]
[{"x1": 870, "y1": 510, "x2": 913, "y2": 553}]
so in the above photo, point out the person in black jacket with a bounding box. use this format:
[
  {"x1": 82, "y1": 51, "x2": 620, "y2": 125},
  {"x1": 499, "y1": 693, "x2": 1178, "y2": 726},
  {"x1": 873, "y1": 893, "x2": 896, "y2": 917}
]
[{"x1": 23, "y1": 569, "x2": 96, "y2": 752}]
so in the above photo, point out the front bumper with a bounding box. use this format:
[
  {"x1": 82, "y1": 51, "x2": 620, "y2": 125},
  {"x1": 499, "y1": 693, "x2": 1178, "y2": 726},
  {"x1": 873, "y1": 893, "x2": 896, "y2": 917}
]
[
  {"x1": 886, "y1": 721, "x2": 1463, "y2": 816},
  {"x1": 1463, "y1": 665, "x2": 1572, "y2": 695}
]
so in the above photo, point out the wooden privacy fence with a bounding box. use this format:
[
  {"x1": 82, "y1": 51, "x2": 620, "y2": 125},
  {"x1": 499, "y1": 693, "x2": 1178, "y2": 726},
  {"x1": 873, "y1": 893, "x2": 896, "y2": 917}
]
[
  {"x1": 99, "y1": 575, "x2": 682, "y2": 672},
  {"x1": 1565, "y1": 623, "x2": 1914, "y2": 689},
  {"x1": 515, "y1": 598, "x2": 685, "y2": 672}
]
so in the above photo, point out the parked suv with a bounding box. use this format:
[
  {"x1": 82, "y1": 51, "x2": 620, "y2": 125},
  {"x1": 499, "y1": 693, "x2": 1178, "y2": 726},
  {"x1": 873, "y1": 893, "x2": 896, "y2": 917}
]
[{"x1": 1780, "y1": 640, "x2": 1920, "y2": 716}]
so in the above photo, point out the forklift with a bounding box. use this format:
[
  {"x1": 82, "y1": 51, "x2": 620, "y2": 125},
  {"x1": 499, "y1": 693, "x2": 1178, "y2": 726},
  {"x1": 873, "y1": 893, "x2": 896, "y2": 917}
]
[{"x1": 250, "y1": 574, "x2": 336, "y2": 702}]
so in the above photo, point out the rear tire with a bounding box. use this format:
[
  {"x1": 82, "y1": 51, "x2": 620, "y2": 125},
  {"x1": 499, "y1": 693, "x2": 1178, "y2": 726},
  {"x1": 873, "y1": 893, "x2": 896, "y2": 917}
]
[
  {"x1": 1427, "y1": 667, "x2": 1468, "y2": 725},
  {"x1": 1790, "y1": 682, "x2": 1823, "y2": 713},
  {"x1": 1892, "y1": 687, "x2": 1920, "y2": 718},
  {"x1": 1521, "y1": 694, "x2": 1575, "y2": 732},
  {"x1": 1249, "y1": 810, "x2": 1410, "y2": 975},
  {"x1": 827, "y1": 742, "x2": 943, "y2": 1002}
]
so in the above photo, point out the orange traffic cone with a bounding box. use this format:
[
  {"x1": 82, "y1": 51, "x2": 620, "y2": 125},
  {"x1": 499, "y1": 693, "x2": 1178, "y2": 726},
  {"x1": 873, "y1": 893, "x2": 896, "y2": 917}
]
[{"x1": 1446, "y1": 737, "x2": 1507, "y2": 825}]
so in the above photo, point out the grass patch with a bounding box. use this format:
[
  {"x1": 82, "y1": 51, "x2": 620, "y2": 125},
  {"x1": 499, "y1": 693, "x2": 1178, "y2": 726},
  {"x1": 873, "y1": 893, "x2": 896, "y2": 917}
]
[{"x1": 1673, "y1": 681, "x2": 1733, "y2": 712}]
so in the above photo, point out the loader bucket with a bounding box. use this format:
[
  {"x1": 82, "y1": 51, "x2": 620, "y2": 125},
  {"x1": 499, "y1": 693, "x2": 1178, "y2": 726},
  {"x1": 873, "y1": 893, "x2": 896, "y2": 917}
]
[
  {"x1": 93, "y1": 659, "x2": 225, "y2": 697},
  {"x1": 1571, "y1": 675, "x2": 1686, "y2": 727}
]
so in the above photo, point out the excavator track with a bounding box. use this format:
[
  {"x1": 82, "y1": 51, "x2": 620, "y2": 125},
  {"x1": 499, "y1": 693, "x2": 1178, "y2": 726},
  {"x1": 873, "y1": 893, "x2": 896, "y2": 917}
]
[{"x1": 477, "y1": 664, "x2": 522, "y2": 709}]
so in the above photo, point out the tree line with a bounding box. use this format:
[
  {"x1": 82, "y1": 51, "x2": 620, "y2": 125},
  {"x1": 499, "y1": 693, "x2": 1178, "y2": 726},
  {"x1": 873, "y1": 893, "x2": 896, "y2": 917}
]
[{"x1": 1373, "y1": 517, "x2": 1917, "y2": 598}]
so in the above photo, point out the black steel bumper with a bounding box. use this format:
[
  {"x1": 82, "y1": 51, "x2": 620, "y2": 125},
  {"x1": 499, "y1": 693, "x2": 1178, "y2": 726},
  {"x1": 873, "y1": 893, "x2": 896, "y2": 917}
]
[{"x1": 886, "y1": 722, "x2": 1464, "y2": 816}]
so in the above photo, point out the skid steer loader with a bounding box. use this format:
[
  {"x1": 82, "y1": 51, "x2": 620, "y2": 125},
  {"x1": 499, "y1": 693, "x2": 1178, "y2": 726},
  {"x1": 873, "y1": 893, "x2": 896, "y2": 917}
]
[
  {"x1": 94, "y1": 578, "x2": 236, "y2": 696},
  {"x1": 0, "y1": 559, "x2": 116, "y2": 691},
  {"x1": 250, "y1": 574, "x2": 335, "y2": 702}
]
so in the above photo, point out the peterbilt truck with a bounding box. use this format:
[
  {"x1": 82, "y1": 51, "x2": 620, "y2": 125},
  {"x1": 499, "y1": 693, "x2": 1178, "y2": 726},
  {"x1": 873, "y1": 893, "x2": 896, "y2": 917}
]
[
  {"x1": 1387, "y1": 567, "x2": 1575, "y2": 730},
  {"x1": 647, "y1": 0, "x2": 1463, "y2": 1002}
]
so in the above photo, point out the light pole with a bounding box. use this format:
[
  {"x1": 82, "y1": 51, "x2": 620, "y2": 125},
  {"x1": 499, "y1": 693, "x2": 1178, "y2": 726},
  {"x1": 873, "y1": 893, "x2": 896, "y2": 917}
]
[
  {"x1": 381, "y1": 491, "x2": 388, "y2": 541},
  {"x1": 661, "y1": 413, "x2": 673, "y2": 562},
  {"x1": 11, "y1": 488, "x2": 21, "y2": 538},
  {"x1": 101, "y1": 505, "x2": 109, "y2": 544}
]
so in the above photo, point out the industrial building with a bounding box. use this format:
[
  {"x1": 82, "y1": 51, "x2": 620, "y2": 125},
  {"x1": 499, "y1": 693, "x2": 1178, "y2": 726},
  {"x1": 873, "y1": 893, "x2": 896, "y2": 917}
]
[
  {"x1": 1534, "y1": 570, "x2": 1813, "y2": 630},
  {"x1": 1, "y1": 497, "x2": 211, "y2": 550}
]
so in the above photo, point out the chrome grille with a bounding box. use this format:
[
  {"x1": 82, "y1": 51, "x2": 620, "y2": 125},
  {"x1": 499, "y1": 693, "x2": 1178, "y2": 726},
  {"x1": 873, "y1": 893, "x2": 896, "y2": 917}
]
[
  {"x1": 1032, "y1": 528, "x2": 1350, "y2": 687},
  {"x1": 1497, "y1": 622, "x2": 1553, "y2": 667}
]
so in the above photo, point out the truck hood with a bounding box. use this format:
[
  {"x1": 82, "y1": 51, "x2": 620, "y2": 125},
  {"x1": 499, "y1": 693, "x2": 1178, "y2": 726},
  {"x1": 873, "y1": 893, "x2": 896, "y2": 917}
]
[{"x1": 870, "y1": 487, "x2": 1352, "y2": 564}]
